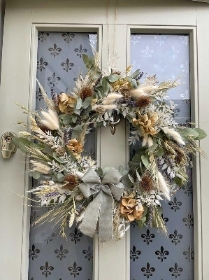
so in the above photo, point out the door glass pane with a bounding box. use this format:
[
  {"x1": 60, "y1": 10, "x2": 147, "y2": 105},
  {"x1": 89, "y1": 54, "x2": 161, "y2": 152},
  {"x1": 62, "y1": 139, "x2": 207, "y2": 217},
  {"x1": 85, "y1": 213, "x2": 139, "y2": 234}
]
[
  {"x1": 29, "y1": 32, "x2": 97, "y2": 280},
  {"x1": 130, "y1": 34, "x2": 193, "y2": 280}
]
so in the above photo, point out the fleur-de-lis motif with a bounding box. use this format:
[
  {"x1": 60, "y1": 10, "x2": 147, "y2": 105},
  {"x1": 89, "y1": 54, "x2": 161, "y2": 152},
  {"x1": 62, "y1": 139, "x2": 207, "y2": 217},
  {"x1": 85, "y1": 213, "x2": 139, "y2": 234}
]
[
  {"x1": 82, "y1": 245, "x2": 93, "y2": 261},
  {"x1": 169, "y1": 230, "x2": 183, "y2": 245},
  {"x1": 41, "y1": 231, "x2": 56, "y2": 244},
  {"x1": 68, "y1": 262, "x2": 82, "y2": 278},
  {"x1": 141, "y1": 263, "x2": 155, "y2": 278},
  {"x1": 69, "y1": 227, "x2": 83, "y2": 244},
  {"x1": 182, "y1": 183, "x2": 193, "y2": 196},
  {"x1": 40, "y1": 262, "x2": 54, "y2": 277},
  {"x1": 169, "y1": 263, "x2": 183, "y2": 278},
  {"x1": 169, "y1": 197, "x2": 182, "y2": 212},
  {"x1": 47, "y1": 73, "x2": 61, "y2": 88},
  {"x1": 61, "y1": 58, "x2": 74, "y2": 72},
  {"x1": 161, "y1": 214, "x2": 169, "y2": 224},
  {"x1": 29, "y1": 244, "x2": 40, "y2": 260},
  {"x1": 155, "y1": 246, "x2": 169, "y2": 262},
  {"x1": 130, "y1": 245, "x2": 141, "y2": 262},
  {"x1": 141, "y1": 229, "x2": 155, "y2": 245},
  {"x1": 182, "y1": 214, "x2": 194, "y2": 229},
  {"x1": 141, "y1": 46, "x2": 154, "y2": 58},
  {"x1": 74, "y1": 44, "x2": 87, "y2": 58},
  {"x1": 48, "y1": 44, "x2": 62, "y2": 57},
  {"x1": 54, "y1": 244, "x2": 69, "y2": 260},
  {"x1": 38, "y1": 32, "x2": 49, "y2": 43},
  {"x1": 183, "y1": 246, "x2": 194, "y2": 262},
  {"x1": 62, "y1": 32, "x2": 75, "y2": 43},
  {"x1": 37, "y1": 57, "x2": 48, "y2": 71},
  {"x1": 131, "y1": 220, "x2": 138, "y2": 228},
  {"x1": 36, "y1": 88, "x2": 44, "y2": 102}
]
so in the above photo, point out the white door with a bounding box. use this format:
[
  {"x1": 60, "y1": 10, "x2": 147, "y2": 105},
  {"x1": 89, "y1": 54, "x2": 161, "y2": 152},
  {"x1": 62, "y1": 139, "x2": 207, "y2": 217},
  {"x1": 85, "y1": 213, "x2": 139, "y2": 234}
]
[{"x1": 0, "y1": 1, "x2": 209, "y2": 280}]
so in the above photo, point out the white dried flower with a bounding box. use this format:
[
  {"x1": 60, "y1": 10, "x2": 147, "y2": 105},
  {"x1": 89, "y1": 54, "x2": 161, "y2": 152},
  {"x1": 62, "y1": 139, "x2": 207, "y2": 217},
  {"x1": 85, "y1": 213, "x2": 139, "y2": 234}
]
[
  {"x1": 30, "y1": 160, "x2": 51, "y2": 174},
  {"x1": 92, "y1": 104, "x2": 117, "y2": 111},
  {"x1": 157, "y1": 171, "x2": 170, "y2": 201},
  {"x1": 162, "y1": 127, "x2": 185, "y2": 145},
  {"x1": 41, "y1": 109, "x2": 59, "y2": 130},
  {"x1": 147, "y1": 136, "x2": 154, "y2": 147},
  {"x1": 102, "y1": 93, "x2": 123, "y2": 105},
  {"x1": 130, "y1": 85, "x2": 157, "y2": 99}
]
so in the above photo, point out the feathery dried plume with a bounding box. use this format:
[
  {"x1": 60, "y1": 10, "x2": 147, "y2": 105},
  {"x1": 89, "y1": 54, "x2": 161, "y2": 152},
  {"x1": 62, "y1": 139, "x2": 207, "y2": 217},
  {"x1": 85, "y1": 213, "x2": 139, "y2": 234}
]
[
  {"x1": 157, "y1": 171, "x2": 170, "y2": 201},
  {"x1": 30, "y1": 160, "x2": 51, "y2": 174},
  {"x1": 130, "y1": 85, "x2": 157, "y2": 99},
  {"x1": 37, "y1": 79, "x2": 55, "y2": 110},
  {"x1": 102, "y1": 93, "x2": 123, "y2": 105},
  {"x1": 162, "y1": 127, "x2": 185, "y2": 146},
  {"x1": 41, "y1": 109, "x2": 59, "y2": 131},
  {"x1": 92, "y1": 104, "x2": 117, "y2": 111},
  {"x1": 147, "y1": 136, "x2": 154, "y2": 147}
]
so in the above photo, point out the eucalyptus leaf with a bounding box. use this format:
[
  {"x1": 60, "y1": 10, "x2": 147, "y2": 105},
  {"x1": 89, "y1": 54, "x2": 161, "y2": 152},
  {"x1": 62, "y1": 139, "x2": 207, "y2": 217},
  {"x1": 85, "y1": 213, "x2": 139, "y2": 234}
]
[
  {"x1": 102, "y1": 78, "x2": 109, "y2": 95},
  {"x1": 155, "y1": 146, "x2": 164, "y2": 157},
  {"x1": 122, "y1": 174, "x2": 133, "y2": 188},
  {"x1": 131, "y1": 69, "x2": 141, "y2": 79},
  {"x1": 56, "y1": 173, "x2": 65, "y2": 182},
  {"x1": 193, "y1": 128, "x2": 207, "y2": 140},
  {"x1": 131, "y1": 79, "x2": 137, "y2": 89},
  {"x1": 82, "y1": 97, "x2": 93, "y2": 109},
  {"x1": 29, "y1": 171, "x2": 40, "y2": 180},
  {"x1": 108, "y1": 74, "x2": 121, "y2": 83},
  {"x1": 76, "y1": 98, "x2": 82, "y2": 110},
  {"x1": 71, "y1": 115, "x2": 77, "y2": 123},
  {"x1": 141, "y1": 155, "x2": 149, "y2": 167},
  {"x1": 183, "y1": 128, "x2": 199, "y2": 138}
]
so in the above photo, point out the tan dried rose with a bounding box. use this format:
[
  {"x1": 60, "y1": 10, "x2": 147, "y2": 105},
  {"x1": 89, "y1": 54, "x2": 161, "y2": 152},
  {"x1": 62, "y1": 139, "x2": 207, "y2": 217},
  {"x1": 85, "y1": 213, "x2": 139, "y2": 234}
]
[
  {"x1": 63, "y1": 174, "x2": 79, "y2": 191},
  {"x1": 58, "y1": 93, "x2": 76, "y2": 114},
  {"x1": 120, "y1": 195, "x2": 144, "y2": 222},
  {"x1": 132, "y1": 112, "x2": 158, "y2": 136},
  {"x1": 66, "y1": 139, "x2": 83, "y2": 156}
]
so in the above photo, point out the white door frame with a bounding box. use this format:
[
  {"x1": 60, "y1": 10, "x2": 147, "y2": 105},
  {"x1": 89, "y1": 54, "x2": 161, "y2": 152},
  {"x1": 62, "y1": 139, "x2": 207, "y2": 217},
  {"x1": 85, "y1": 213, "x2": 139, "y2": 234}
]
[{"x1": 0, "y1": 1, "x2": 209, "y2": 280}]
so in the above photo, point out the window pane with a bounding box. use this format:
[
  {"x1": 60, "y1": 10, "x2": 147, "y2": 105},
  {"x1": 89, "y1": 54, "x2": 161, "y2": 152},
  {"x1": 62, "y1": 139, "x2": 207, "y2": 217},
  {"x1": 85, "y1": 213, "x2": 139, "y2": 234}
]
[
  {"x1": 130, "y1": 34, "x2": 193, "y2": 280},
  {"x1": 29, "y1": 32, "x2": 97, "y2": 280}
]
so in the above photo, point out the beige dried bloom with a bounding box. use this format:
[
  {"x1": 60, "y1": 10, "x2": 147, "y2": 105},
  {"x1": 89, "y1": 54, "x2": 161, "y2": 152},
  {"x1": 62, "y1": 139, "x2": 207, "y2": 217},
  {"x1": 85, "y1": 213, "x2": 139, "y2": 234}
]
[
  {"x1": 132, "y1": 112, "x2": 158, "y2": 136},
  {"x1": 58, "y1": 93, "x2": 76, "y2": 114},
  {"x1": 120, "y1": 195, "x2": 144, "y2": 222}
]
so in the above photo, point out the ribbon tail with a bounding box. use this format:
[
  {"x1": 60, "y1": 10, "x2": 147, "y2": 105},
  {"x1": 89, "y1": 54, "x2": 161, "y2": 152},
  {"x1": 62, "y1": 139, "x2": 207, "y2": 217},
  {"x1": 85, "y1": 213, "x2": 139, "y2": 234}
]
[
  {"x1": 79, "y1": 193, "x2": 102, "y2": 238},
  {"x1": 99, "y1": 191, "x2": 114, "y2": 243}
]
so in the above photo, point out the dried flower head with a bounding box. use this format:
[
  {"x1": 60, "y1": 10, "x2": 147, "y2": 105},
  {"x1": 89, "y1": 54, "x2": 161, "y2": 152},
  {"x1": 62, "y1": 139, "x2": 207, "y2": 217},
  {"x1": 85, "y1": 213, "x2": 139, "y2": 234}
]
[
  {"x1": 132, "y1": 112, "x2": 158, "y2": 136},
  {"x1": 111, "y1": 78, "x2": 132, "y2": 92},
  {"x1": 141, "y1": 176, "x2": 153, "y2": 192},
  {"x1": 79, "y1": 86, "x2": 94, "y2": 100},
  {"x1": 120, "y1": 195, "x2": 144, "y2": 222},
  {"x1": 55, "y1": 147, "x2": 66, "y2": 157},
  {"x1": 58, "y1": 93, "x2": 76, "y2": 114},
  {"x1": 135, "y1": 96, "x2": 151, "y2": 108},
  {"x1": 41, "y1": 109, "x2": 59, "y2": 130},
  {"x1": 66, "y1": 139, "x2": 83, "y2": 156},
  {"x1": 63, "y1": 174, "x2": 79, "y2": 191}
]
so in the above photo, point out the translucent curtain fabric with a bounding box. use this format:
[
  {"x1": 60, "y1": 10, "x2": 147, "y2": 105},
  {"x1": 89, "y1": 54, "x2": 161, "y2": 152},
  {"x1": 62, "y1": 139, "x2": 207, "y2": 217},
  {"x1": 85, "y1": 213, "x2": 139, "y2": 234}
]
[{"x1": 29, "y1": 32, "x2": 97, "y2": 280}]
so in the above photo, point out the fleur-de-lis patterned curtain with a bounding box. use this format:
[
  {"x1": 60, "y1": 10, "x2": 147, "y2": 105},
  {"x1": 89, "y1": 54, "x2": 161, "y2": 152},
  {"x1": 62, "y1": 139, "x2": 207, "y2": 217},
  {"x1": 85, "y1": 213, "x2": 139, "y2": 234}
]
[
  {"x1": 29, "y1": 32, "x2": 97, "y2": 280},
  {"x1": 130, "y1": 34, "x2": 193, "y2": 280}
]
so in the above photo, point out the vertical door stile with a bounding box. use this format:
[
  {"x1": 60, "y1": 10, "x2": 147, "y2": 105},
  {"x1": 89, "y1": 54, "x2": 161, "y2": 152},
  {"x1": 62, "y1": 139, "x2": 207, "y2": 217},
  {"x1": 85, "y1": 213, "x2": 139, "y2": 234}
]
[{"x1": 94, "y1": 24, "x2": 130, "y2": 280}]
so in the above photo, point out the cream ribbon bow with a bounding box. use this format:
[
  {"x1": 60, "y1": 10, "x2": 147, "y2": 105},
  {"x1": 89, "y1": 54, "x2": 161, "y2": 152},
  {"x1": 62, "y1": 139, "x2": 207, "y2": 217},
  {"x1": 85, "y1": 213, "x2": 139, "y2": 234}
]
[{"x1": 78, "y1": 167, "x2": 124, "y2": 242}]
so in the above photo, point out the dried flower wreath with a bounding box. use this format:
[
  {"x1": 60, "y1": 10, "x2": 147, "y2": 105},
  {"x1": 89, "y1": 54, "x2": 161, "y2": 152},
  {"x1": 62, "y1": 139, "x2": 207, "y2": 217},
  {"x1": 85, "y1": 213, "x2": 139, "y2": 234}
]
[{"x1": 13, "y1": 54, "x2": 206, "y2": 243}]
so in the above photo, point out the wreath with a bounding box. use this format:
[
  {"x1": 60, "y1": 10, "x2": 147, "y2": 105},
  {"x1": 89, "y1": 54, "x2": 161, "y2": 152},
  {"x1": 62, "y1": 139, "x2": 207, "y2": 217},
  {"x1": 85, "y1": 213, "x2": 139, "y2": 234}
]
[{"x1": 13, "y1": 54, "x2": 207, "y2": 243}]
